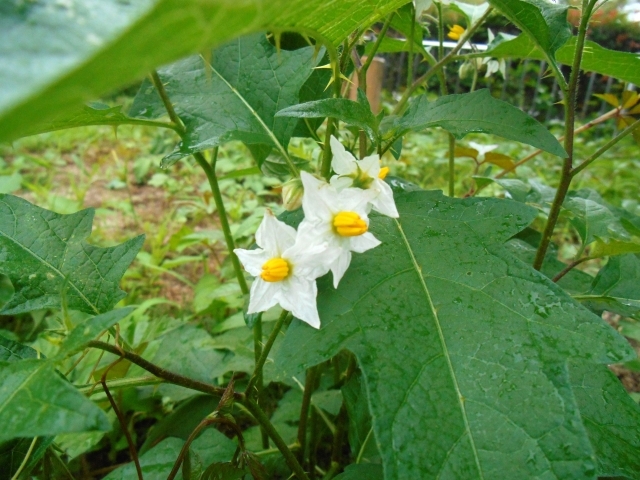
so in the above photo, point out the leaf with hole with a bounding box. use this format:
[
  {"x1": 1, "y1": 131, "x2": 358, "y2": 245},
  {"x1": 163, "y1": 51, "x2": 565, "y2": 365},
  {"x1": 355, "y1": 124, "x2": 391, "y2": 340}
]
[
  {"x1": 277, "y1": 190, "x2": 634, "y2": 479},
  {"x1": 0, "y1": 194, "x2": 143, "y2": 315}
]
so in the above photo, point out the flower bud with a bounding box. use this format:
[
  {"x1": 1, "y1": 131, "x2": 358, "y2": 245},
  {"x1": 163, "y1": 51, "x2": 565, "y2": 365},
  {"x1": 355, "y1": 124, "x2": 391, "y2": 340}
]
[{"x1": 282, "y1": 178, "x2": 304, "y2": 211}]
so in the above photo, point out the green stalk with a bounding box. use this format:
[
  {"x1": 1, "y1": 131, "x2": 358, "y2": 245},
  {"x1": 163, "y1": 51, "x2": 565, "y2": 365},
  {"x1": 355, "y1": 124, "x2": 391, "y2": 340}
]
[
  {"x1": 296, "y1": 366, "x2": 318, "y2": 464},
  {"x1": 533, "y1": 0, "x2": 597, "y2": 270},
  {"x1": 408, "y1": 9, "x2": 415, "y2": 86}
]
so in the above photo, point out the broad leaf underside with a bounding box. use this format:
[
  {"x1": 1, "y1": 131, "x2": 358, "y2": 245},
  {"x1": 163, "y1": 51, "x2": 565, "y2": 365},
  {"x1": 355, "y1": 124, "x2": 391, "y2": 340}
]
[{"x1": 277, "y1": 190, "x2": 637, "y2": 479}]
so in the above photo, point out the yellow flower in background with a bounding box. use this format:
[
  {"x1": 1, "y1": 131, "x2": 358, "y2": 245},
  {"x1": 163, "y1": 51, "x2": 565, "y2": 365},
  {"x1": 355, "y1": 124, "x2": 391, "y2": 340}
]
[{"x1": 447, "y1": 24, "x2": 465, "y2": 41}]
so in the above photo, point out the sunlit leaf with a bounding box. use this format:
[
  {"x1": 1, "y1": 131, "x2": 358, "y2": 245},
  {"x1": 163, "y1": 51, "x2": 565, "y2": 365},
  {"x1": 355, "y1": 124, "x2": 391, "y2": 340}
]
[
  {"x1": 0, "y1": 195, "x2": 144, "y2": 315},
  {"x1": 277, "y1": 190, "x2": 633, "y2": 479}
]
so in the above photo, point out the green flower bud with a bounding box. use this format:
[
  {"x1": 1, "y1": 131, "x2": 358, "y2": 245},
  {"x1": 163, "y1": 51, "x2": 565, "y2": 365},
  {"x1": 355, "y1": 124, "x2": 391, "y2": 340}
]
[{"x1": 282, "y1": 178, "x2": 304, "y2": 211}]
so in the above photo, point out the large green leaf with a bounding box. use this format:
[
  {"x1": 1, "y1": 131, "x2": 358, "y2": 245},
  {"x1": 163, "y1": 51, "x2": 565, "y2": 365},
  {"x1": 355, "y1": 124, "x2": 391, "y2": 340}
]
[
  {"x1": 569, "y1": 362, "x2": 640, "y2": 478},
  {"x1": 382, "y1": 90, "x2": 567, "y2": 157},
  {"x1": 0, "y1": 194, "x2": 143, "y2": 315},
  {"x1": 0, "y1": 359, "x2": 110, "y2": 443},
  {"x1": 0, "y1": 335, "x2": 38, "y2": 363},
  {"x1": 0, "y1": 0, "x2": 408, "y2": 143},
  {"x1": 277, "y1": 190, "x2": 633, "y2": 479},
  {"x1": 576, "y1": 254, "x2": 640, "y2": 321},
  {"x1": 487, "y1": 0, "x2": 570, "y2": 71},
  {"x1": 130, "y1": 34, "x2": 319, "y2": 167},
  {"x1": 487, "y1": 35, "x2": 640, "y2": 86}
]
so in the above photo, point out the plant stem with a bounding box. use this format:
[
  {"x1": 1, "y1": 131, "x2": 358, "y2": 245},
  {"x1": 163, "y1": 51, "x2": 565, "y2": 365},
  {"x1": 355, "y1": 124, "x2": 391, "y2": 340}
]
[
  {"x1": 572, "y1": 116, "x2": 640, "y2": 176},
  {"x1": 448, "y1": 134, "x2": 456, "y2": 197},
  {"x1": 552, "y1": 256, "x2": 593, "y2": 283},
  {"x1": 243, "y1": 399, "x2": 311, "y2": 480},
  {"x1": 296, "y1": 366, "x2": 318, "y2": 464},
  {"x1": 393, "y1": 8, "x2": 492, "y2": 114},
  {"x1": 101, "y1": 361, "x2": 143, "y2": 480},
  {"x1": 533, "y1": 0, "x2": 595, "y2": 270},
  {"x1": 408, "y1": 10, "x2": 415, "y2": 86},
  {"x1": 150, "y1": 70, "x2": 185, "y2": 135},
  {"x1": 245, "y1": 310, "x2": 290, "y2": 397},
  {"x1": 167, "y1": 417, "x2": 245, "y2": 480},
  {"x1": 88, "y1": 340, "x2": 243, "y2": 400},
  {"x1": 321, "y1": 118, "x2": 336, "y2": 180},
  {"x1": 437, "y1": 3, "x2": 445, "y2": 62},
  {"x1": 10, "y1": 437, "x2": 38, "y2": 480},
  {"x1": 362, "y1": 14, "x2": 395, "y2": 76},
  {"x1": 79, "y1": 375, "x2": 162, "y2": 396}
]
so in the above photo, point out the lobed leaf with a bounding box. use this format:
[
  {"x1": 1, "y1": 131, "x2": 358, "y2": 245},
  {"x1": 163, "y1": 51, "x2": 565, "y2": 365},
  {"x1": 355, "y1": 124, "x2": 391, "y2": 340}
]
[
  {"x1": 0, "y1": 0, "x2": 407, "y2": 143},
  {"x1": 0, "y1": 194, "x2": 144, "y2": 315},
  {"x1": 0, "y1": 360, "x2": 110, "y2": 443},
  {"x1": 130, "y1": 34, "x2": 319, "y2": 167},
  {"x1": 277, "y1": 190, "x2": 634, "y2": 479},
  {"x1": 382, "y1": 90, "x2": 567, "y2": 157}
]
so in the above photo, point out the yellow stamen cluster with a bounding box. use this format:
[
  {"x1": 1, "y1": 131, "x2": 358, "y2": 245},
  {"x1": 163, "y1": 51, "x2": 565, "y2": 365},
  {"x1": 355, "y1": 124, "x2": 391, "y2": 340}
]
[
  {"x1": 260, "y1": 258, "x2": 290, "y2": 282},
  {"x1": 447, "y1": 25, "x2": 465, "y2": 41},
  {"x1": 378, "y1": 166, "x2": 389, "y2": 180},
  {"x1": 333, "y1": 211, "x2": 368, "y2": 237}
]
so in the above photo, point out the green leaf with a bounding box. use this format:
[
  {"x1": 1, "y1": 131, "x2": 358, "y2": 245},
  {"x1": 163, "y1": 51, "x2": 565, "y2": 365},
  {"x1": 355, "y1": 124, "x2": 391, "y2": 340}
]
[
  {"x1": 569, "y1": 362, "x2": 640, "y2": 478},
  {"x1": 0, "y1": 359, "x2": 110, "y2": 443},
  {"x1": 576, "y1": 254, "x2": 640, "y2": 320},
  {"x1": 276, "y1": 95, "x2": 378, "y2": 145},
  {"x1": 383, "y1": 90, "x2": 567, "y2": 157},
  {"x1": 277, "y1": 190, "x2": 634, "y2": 479},
  {"x1": 130, "y1": 34, "x2": 319, "y2": 167},
  {"x1": 333, "y1": 463, "x2": 384, "y2": 480},
  {"x1": 342, "y1": 372, "x2": 377, "y2": 462},
  {"x1": 0, "y1": 173, "x2": 22, "y2": 195},
  {"x1": 0, "y1": 194, "x2": 144, "y2": 315},
  {"x1": 0, "y1": 335, "x2": 38, "y2": 363},
  {"x1": 1, "y1": 0, "x2": 407, "y2": 144},
  {"x1": 487, "y1": 35, "x2": 640, "y2": 86},
  {"x1": 55, "y1": 307, "x2": 135, "y2": 360},
  {"x1": 590, "y1": 238, "x2": 640, "y2": 258},
  {"x1": 201, "y1": 462, "x2": 248, "y2": 480},
  {"x1": 106, "y1": 430, "x2": 236, "y2": 480},
  {"x1": 0, "y1": 437, "x2": 54, "y2": 480},
  {"x1": 487, "y1": 0, "x2": 570, "y2": 71}
]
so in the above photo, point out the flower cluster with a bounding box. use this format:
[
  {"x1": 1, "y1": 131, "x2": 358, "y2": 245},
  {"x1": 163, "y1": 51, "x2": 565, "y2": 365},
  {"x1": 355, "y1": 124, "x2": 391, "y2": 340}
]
[{"x1": 234, "y1": 137, "x2": 398, "y2": 329}]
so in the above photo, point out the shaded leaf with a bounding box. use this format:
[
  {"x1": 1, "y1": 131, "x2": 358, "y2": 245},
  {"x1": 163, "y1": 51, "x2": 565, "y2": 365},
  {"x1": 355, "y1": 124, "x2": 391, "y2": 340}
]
[
  {"x1": 334, "y1": 463, "x2": 384, "y2": 480},
  {"x1": 277, "y1": 190, "x2": 633, "y2": 479},
  {"x1": 382, "y1": 90, "x2": 566, "y2": 157},
  {"x1": 55, "y1": 307, "x2": 134, "y2": 360},
  {"x1": 577, "y1": 254, "x2": 640, "y2": 320},
  {"x1": 0, "y1": 360, "x2": 110, "y2": 443},
  {"x1": 201, "y1": 462, "x2": 248, "y2": 480},
  {"x1": 0, "y1": 194, "x2": 143, "y2": 315},
  {"x1": 569, "y1": 362, "x2": 640, "y2": 478},
  {"x1": 487, "y1": 0, "x2": 570, "y2": 71},
  {"x1": 590, "y1": 239, "x2": 640, "y2": 259},
  {"x1": 0, "y1": 437, "x2": 54, "y2": 480},
  {"x1": 487, "y1": 35, "x2": 640, "y2": 85},
  {"x1": 130, "y1": 34, "x2": 319, "y2": 167},
  {"x1": 0, "y1": 335, "x2": 38, "y2": 363},
  {"x1": 1, "y1": 0, "x2": 407, "y2": 143},
  {"x1": 342, "y1": 372, "x2": 376, "y2": 461}
]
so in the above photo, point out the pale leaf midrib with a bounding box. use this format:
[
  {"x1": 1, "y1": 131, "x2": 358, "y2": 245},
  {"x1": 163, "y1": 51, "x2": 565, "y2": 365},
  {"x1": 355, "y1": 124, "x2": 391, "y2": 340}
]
[{"x1": 393, "y1": 217, "x2": 485, "y2": 479}]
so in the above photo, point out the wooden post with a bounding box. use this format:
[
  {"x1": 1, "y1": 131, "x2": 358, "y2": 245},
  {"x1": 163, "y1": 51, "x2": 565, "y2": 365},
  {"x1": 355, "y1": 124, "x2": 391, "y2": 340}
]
[{"x1": 349, "y1": 56, "x2": 385, "y2": 114}]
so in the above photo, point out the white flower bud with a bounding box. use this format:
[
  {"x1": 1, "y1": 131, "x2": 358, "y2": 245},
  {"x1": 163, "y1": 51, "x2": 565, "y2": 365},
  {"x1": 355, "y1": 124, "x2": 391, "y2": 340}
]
[{"x1": 282, "y1": 178, "x2": 304, "y2": 211}]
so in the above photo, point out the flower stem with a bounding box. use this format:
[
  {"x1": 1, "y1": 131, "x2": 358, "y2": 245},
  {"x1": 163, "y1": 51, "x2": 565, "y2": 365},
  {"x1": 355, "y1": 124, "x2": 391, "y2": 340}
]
[
  {"x1": 296, "y1": 366, "x2": 318, "y2": 464},
  {"x1": 245, "y1": 310, "x2": 291, "y2": 397},
  {"x1": 533, "y1": 0, "x2": 597, "y2": 270}
]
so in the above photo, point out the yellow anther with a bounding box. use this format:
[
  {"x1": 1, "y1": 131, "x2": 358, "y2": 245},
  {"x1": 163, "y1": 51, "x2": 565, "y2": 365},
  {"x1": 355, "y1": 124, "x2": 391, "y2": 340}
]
[
  {"x1": 260, "y1": 258, "x2": 290, "y2": 282},
  {"x1": 378, "y1": 166, "x2": 389, "y2": 180},
  {"x1": 447, "y1": 25, "x2": 465, "y2": 41},
  {"x1": 333, "y1": 211, "x2": 368, "y2": 237}
]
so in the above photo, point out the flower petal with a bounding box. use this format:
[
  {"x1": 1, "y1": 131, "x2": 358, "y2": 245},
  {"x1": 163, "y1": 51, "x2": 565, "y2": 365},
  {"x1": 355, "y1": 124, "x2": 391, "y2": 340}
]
[
  {"x1": 234, "y1": 248, "x2": 271, "y2": 277},
  {"x1": 330, "y1": 175, "x2": 354, "y2": 192},
  {"x1": 279, "y1": 276, "x2": 321, "y2": 329},
  {"x1": 248, "y1": 279, "x2": 280, "y2": 314},
  {"x1": 358, "y1": 153, "x2": 381, "y2": 177},
  {"x1": 255, "y1": 210, "x2": 296, "y2": 255},
  {"x1": 301, "y1": 171, "x2": 336, "y2": 221},
  {"x1": 370, "y1": 179, "x2": 399, "y2": 218},
  {"x1": 330, "y1": 136, "x2": 357, "y2": 175},
  {"x1": 330, "y1": 249, "x2": 352, "y2": 288},
  {"x1": 350, "y1": 232, "x2": 381, "y2": 253}
]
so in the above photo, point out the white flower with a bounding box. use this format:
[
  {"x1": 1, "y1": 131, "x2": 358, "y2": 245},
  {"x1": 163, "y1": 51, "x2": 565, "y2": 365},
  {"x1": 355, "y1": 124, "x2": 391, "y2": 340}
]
[
  {"x1": 234, "y1": 210, "x2": 329, "y2": 329},
  {"x1": 300, "y1": 171, "x2": 381, "y2": 288},
  {"x1": 329, "y1": 136, "x2": 399, "y2": 218},
  {"x1": 468, "y1": 141, "x2": 498, "y2": 163}
]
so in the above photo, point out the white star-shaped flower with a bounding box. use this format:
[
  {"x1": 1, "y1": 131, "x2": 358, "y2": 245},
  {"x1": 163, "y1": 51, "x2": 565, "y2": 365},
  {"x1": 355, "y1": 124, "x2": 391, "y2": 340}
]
[
  {"x1": 468, "y1": 141, "x2": 498, "y2": 163},
  {"x1": 300, "y1": 171, "x2": 381, "y2": 288},
  {"x1": 329, "y1": 136, "x2": 399, "y2": 218},
  {"x1": 234, "y1": 210, "x2": 329, "y2": 329}
]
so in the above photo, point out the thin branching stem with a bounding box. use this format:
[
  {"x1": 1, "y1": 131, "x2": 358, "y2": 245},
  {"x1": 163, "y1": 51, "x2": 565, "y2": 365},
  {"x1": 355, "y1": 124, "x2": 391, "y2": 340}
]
[
  {"x1": 552, "y1": 256, "x2": 593, "y2": 283},
  {"x1": 533, "y1": 0, "x2": 598, "y2": 270}
]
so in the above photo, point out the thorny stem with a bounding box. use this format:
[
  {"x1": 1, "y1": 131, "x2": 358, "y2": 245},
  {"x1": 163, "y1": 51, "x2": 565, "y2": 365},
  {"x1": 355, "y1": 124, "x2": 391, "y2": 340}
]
[
  {"x1": 88, "y1": 340, "x2": 241, "y2": 400},
  {"x1": 296, "y1": 366, "x2": 318, "y2": 464},
  {"x1": 245, "y1": 310, "x2": 291, "y2": 397},
  {"x1": 101, "y1": 360, "x2": 143, "y2": 480},
  {"x1": 243, "y1": 399, "x2": 311, "y2": 480},
  {"x1": 572, "y1": 116, "x2": 640, "y2": 176},
  {"x1": 533, "y1": 0, "x2": 597, "y2": 270},
  {"x1": 552, "y1": 256, "x2": 593, "y2": 283},
  {"x1": 393, "y1": 8, "x2": 493, "y2": 114},
  {"x1": 167, "y1": 417, "x2": 245, "y2": 480}
]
